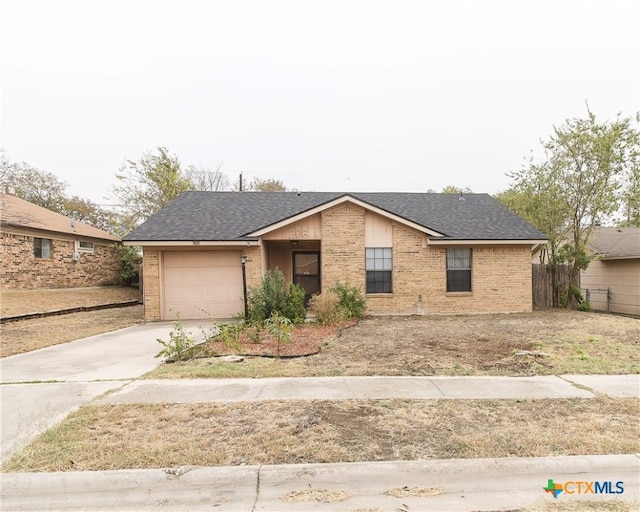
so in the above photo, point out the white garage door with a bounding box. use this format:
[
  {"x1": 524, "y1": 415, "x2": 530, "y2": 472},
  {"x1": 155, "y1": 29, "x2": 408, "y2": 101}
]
[{"x1": 163, "y1": 251, "x2": 243, "y2": 320}]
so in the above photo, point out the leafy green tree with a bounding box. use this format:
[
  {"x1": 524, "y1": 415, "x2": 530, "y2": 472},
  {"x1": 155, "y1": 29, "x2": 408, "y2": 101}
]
[
  {"x1": 618, "y1": 153, "x2": 640, "y2": 226},
  {"x1": 499, "y1": 108, "x2": 640, "y2": 306},
  {"x1": 247, "y1": 177, "x2": 289, "y2": 192},
  {"x1": 0, "y1": 159, "x2": 68, "y2": 212},
  {"x1": 428, "y1": 185, "x2": 473, "y2": 194},
  {"x1": 113, "y1": 147, "x2": 194, "y2": 227},
  {"x1": 61, "y1": 195, "x2": 114, "y2": 232},
  {"x1": 0, "y1": 155, "x2": 114, "y2": 232}
]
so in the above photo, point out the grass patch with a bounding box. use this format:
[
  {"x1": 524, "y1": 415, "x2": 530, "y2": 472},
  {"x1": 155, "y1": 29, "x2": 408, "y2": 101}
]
[
  {"x1": 146, "y1": 310, "x2": 640, "y2": 379},
  {"x1": 529, "y1": 499, "x2": 636, "y2": 511},
  {"x1": 3, "y1": 397, "x2": 637, "y2": 472}
]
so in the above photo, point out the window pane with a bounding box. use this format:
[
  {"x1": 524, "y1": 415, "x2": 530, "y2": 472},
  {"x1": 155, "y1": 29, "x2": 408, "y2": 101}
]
[
  {"x1": 294, "y1": 253, "x2": 318, "y2": 275},
  {"x1": 447, "y1": 269, "x2": 471, "y2": 292},
  {"x1": 365, "y1": 247, "x2": 392, "y2": 292},
  {"x1": 34, "y1": 238, "x2": 51, "y2": 259},
  {"x1": 42, "y1": 239, "x2": 51, "y2": 258},
  {"x1": 446, "y1": 248, "x2": 471, "y2": 270},
  {"x1": 366, "y1": 270, "x2": 392, "y2": 293}
]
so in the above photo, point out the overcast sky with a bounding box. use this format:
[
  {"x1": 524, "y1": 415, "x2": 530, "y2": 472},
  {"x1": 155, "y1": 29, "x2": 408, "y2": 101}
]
[{"x1": 2, "y1": 0, "x2": 639, "y2": 205}]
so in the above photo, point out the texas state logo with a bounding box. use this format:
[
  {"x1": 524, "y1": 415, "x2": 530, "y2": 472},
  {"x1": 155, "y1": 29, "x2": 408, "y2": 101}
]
[{"x1": 543, "y1": 479, "x2": 564, "y2": 498}]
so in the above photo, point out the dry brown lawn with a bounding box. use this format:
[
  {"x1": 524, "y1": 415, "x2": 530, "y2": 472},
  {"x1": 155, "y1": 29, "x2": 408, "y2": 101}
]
[
  {"x1": 151, "y1": 310, "x2": 640, "y2": 378},
  {"x1": 0, "y1": 306, "x2": 144, "y2": 357},
  {"x1": 1, "y1": 286, "x2": 139, "y2": 317},
  {"x1": 3, "y1": 396, "x2": 637, "y2": 472},
  {"x1": 0, "y1": 286, "x2": 142, "y2": 357}
]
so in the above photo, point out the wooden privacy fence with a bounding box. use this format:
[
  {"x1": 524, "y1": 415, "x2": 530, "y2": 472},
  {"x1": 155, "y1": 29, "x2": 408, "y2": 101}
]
[{"x1": 532, "y1": 264, "x2": 572, "y2": 308}]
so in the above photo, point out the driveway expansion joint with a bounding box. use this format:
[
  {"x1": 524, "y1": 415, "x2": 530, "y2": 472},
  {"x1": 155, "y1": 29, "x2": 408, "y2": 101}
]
[{"x1": 429, "y1": 378, "x2": 447, "y2": 397}]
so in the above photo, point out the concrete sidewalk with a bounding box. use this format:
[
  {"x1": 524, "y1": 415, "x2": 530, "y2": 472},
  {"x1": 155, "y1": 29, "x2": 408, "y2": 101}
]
[
  {"x1": 98, "y1": 374, "x2": 640, "y2": 404},
  {"x1": 2, "y1": 454, "x2": 638, "y2": 511}
]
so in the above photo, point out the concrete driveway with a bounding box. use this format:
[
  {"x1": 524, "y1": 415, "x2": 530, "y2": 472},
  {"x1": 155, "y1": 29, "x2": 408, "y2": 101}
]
[{"x1": 0, "y1": 322, "x2": 202, "y2": 463}]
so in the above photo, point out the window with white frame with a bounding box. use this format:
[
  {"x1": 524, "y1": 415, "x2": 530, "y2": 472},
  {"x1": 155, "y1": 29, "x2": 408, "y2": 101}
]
[
  {"x1": 76, "y1": 240, "x2": 94, "y2": 253},
  {"x1": 366, "y1": 247, "x2": 392, "y2": 293},
  {"x1": 34, "y1": 238, "x2": 52, "y2": 259},
  {"x1": 446, "y1": 247, "x2": 472, "y2": 292}
]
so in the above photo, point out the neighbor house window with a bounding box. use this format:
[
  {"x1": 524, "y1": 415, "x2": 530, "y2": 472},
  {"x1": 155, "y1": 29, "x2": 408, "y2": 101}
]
[
  {"x1": 366, "y1": 247, "x2": 392, "y2": 293},
  {"x1": 34, "y1": 238, "x2": 52, "y2": 259},
  {"x1": 76, "y1": 240, "x2": 94, "y2": 253},
  {"x1": 446, "y1": 248, "x2": 472, "y2": 292}
]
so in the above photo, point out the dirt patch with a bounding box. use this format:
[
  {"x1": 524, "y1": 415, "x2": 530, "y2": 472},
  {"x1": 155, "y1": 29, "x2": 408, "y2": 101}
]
[
  {"x1": 1, "y1": 305, "x2": 144, "y2": 357},
  {"x1": 1, "y1": 287, "x2": 139, "y2": 317},
  {"x1": 384, "y1": 486, "x2": 445, "y2": 498},
  {"x1": 281, "y1": 488, "x2": 349, "y2": 503},
  {"x1": 151, "y1": 310, "x2": 640, "y2": 378},
  {"x1": 193, "y1": 321, "x2": 357, "y2": 358},
  {"x1": 4, "y1": 396, "x2": 637, "y2": 472}
]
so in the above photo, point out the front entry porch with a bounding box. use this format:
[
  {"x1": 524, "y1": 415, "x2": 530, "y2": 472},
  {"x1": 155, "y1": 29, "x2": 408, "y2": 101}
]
[{"x1": 264, "y1": 240, "x2": 321, "y2": 302}]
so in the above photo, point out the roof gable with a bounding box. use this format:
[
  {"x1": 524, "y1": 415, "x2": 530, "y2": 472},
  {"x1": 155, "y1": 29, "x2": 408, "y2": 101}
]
[
  {"x1": 124, "y1": 191, "x2": 548, "y2": 243},
  {"x1": 1, "y1": 194, "x2": 120, "y2": 242},
  {"x1": 248, "y1": 194, "x2": 445, "y2": 237}
]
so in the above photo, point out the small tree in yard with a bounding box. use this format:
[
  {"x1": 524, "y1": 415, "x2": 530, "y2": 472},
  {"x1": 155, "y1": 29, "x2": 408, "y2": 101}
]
[
  {"x1": 265, "y1": 312, "x2": 294, "y2": 358},
  {"x1": 497, "y1": 108, "x2": 640, "y2": 307}
]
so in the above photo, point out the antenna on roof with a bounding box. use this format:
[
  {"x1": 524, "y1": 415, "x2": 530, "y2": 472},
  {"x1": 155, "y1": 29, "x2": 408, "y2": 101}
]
[
  {"x1": 239, "y1": 172, "x2": 243, "y2": 192},
  {"x1": 70, "y1": 218, "x2": 77, "y2": 230},
  {"x1": 458, "y1": 191, "x2": 465, "y2": 201}
]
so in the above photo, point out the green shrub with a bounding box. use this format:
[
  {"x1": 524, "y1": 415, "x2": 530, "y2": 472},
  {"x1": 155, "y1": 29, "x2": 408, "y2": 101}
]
[
  {"x1": 309, "y1": 291, "x2": 343, "y2": 325},
  {"x1": 155, "y1": 315, "x2": 196, "y2": 361},
  {"x1": 577, "y1": 300, "x2": 592, "y2": 312},
  {"x1": 114, "y1": 244, "x2": 140, "y2": 286},
  {"x1": 247, "y1": 269, "x2": 306, "y2": 324},
  {"x1": 331, "y1": 282, "x2": 366, "y2": 319}
]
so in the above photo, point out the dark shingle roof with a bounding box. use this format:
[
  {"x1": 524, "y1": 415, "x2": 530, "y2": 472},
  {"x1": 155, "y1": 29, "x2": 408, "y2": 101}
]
[
  {"x1": 587, "y1": 226, "x2": 640, "y2": 258},
  {"x1": 123, "y1": 191, "x2": 548, "y2": 242}
]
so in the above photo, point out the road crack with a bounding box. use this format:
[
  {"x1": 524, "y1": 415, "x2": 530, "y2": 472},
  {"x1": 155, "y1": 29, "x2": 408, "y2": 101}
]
[{"x1": 251, "y1": 464, "x2": 262, "y2": 512}]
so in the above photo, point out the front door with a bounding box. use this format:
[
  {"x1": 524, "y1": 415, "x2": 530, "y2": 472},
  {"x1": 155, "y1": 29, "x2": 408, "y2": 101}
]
[{"x1": 293, "y1": 252, "x2": 321, "y2": 304}]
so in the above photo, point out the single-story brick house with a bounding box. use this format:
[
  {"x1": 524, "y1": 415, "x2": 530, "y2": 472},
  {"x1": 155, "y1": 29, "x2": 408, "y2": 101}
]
[
  {"x1": 581, "y1": 226, "x2": 640, "y2": 316},
  {"x1": 0, "y1": 193, "x2": 121, "y2": 290},
  {"x1": 124, "y1": 191, "x2": 548, "y2": 321}
]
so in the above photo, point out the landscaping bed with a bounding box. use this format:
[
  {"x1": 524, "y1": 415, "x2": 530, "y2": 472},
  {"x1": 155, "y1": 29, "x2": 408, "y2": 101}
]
[{"x1": 191, "y1": 320, "x2": 357, "y2": 358}]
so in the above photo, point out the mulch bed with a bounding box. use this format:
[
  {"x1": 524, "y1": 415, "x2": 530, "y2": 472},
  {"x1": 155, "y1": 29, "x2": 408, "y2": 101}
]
[{"x1": 200, "y1": 320, "x2": 358, "y2": 358}]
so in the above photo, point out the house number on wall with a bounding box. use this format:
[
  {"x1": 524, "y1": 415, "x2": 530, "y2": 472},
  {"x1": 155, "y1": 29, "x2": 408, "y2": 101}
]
[{"x1": 289, "y1": 228, "x2": 310, "y2": 239}]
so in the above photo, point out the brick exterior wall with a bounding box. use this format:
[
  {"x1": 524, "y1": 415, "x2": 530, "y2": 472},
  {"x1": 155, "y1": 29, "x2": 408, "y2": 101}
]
[
  {"x1": 1, "y1": 231, "x2": 121, "y2": 291},
  {"x1": 321, "y1": 209, "x2": 533, "y2": 315},
  {"x1": 243, "y1": 246, "x2": 263, "y2": 289},
  {"x1": 142, "y1": 248, "x2": 161, "y2": 320},
  {"x1": 321, "y1": 204, "x2": 366, "y2": 290},
  {"x1": 138, "y1": 202, "x2": 534, "y2": 321}
]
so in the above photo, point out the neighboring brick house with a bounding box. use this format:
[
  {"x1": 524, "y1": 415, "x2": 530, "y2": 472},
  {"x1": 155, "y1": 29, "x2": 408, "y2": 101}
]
[
  {"x1": 124, "y1": 191, "x2": 548, "y2": 321},
  {"x1": 1, "y1": 194, "x2": 121, "y2": 290}
]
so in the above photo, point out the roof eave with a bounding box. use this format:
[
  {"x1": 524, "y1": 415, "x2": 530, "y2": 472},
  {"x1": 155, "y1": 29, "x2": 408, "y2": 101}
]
[
  {"x1": 123, "y1": 240, "x2": 260, "y2": 247},
  {"x1": 427, "y1": 238, "x2": 549, "y2": 246}
]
